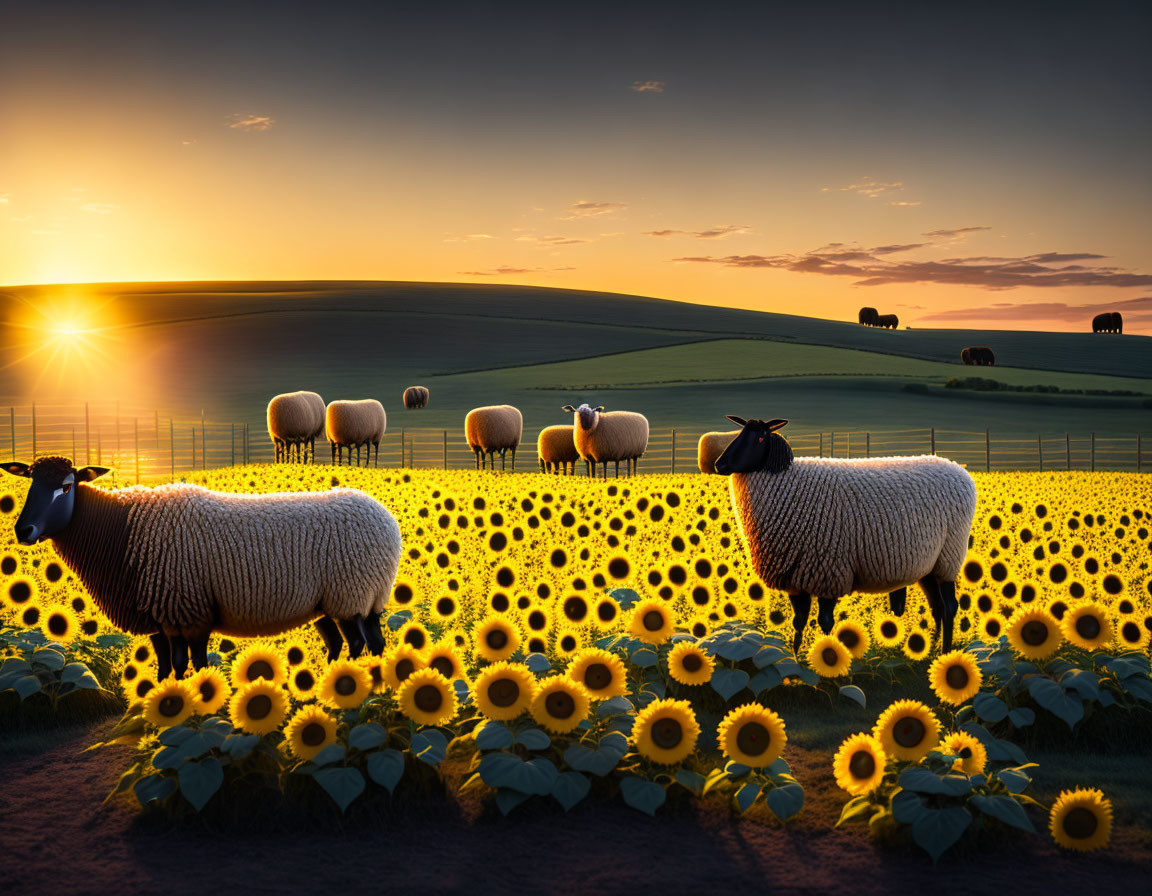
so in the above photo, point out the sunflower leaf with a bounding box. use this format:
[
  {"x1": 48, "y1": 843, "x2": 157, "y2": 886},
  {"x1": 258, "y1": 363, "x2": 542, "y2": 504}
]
[
  {"x1": 711, "y1": 669, "x2": 750, "y2": 701},
  {"x1": 134, "y1": 773, "x2": 178, "y2": 806},
  {"x1": 1026, "y1": 676, "x2": 1084, "y2": 729},
  {"x1": 411, "y1": 729, "x2": 448, "y2": 766},
  {"x1": 765, "y1": 782, "x2": 804, "y2": 822},
  {"x1": 221, "y1": 733, "x2": 260, "y2": 759},
  {"x1": 314, "y1": 767, "x2": 365, "y2": 813},
  {"x1": 13, "y1": 675, "x2": 42, "y2": 699},
  {"x1": 61, "y1": 662, "x2": 91, "y2": 684},
  {"x1": 476, "y1": 721, "x2": 515, "y2": 750},
  {"x1": 597, "y1": 696, "x2": 635, "y2": 717},
  {"x1": 899, "y1": 768, "x2": 973, "y2": 796},
  {"x1": 311, "y1": 744, "x2": 347, "y2": 768},
  {"x1": 971, "y1": 794, "x2": 1035, "y2": 832},
  {"x1": 524, "y1": 653, "x2": 552, "y2": 673},
  {"x1": 620, "y1": 776, "x2": 666, "y2": 816},
  {"x1": 734, "y1": 782, "x2": 761, "y2": 814},
  {"x1": 629, "y1": 646, "x2": 658, "y2": 668},
  {"x1": 1008, "y1": 708, "x2": 1035, "y2": 727},
  {"x1": 157, "y1": 725, "x2": 197, "y2": 747},
  {"x1": 674, "y1": 769, "x2": 705, "y2": 796},
  {"x1": 385, "y1": 611, "x2": 412, "y2": 631},
  {"x1": 836, "y1": 793, "x2": 875, "y2": 827},
  {"x1": 911, "y1": 806, "x2": 972, "y2": 862},
  {"x1": 349, "y1": 722, "x2": 388, "y2": 752},
  {"x1": 178, "y1": 756, "x2": 224, "y2": 812},
  {"x1": 891, "y1": 789, "x2": 926, "y2": 823},
  {"x1": 838, "y1": 685, "x2": 866, "y2": 708},
  {"x1": 366, "y1": 749, "x2": 405, "y2": 794},
  {"x1": 608, "y1": 588, "x2": 640, "y2": 610},
  {"x1": 973, "y1": 692, "x2": 1008, "y2": 723},
  {"x1": 1060, "y1": 670, "x2": 1099, "y2": 701},
  {"x1": 514, "y1": 728, "x2": 551, "y2": 751},
  {"x1": 31, "y1": 648, "x2": 65, "y2": 672},
  {"x1": 551, "y1": 771, "x2": 591, "y2": 811},
  {"x1": 996, "y1": 767, "x2": 1033, "y2": 794}
]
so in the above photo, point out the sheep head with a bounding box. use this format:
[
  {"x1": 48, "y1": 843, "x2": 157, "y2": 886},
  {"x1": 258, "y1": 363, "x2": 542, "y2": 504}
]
[
  {"x1": 2, "y1": 456, "x2": 109, "y2": 544},
  {"x1": 714, "y1": 417, "x2": 792, "y2": 475},
  {"x1": 562, "y1": 403, "x2": 604, "y2": 432}
]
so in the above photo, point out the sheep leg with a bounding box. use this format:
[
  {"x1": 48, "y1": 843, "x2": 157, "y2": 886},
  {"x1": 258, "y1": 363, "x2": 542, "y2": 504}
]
[
  {"x1": 788, "y1": 592, "x2": 812, "y2": 655},
  {"x1": 188, "y1": 632, "x2": 209, "y2": 671},
  {"x1": 151, "y1": 632, "x2": 172, "y2": 680},
  {"x1": 919, "y1": 575, "x2": 945, "y2": 644},
  {"x1": 614, "y1": 460, "x2": 620, "y2": 477},
  {"x1": 511, "y1": 446, "x2": 516, "y2": 471},
  {"x1": 364, "y1": 611, "x2": 386, "y2": 656},
  {"x1": 169, "y1": 634, "x2": 189, "y2": 680},
  {"x1": 939, "y1": 579, "x2": 958, "y2": 653},
  {"x1": 816, "y1": 597, "x2": 837, "y2": 635},
  {"x1": 889, "y1": 586, "x2": 907, "y2": 616},
  {"x1": 337, "y1": 617, "x2": 367, "y2": 660},
  {"x1": 315, "y1": 615, "x2": 344, "y2": 662}
]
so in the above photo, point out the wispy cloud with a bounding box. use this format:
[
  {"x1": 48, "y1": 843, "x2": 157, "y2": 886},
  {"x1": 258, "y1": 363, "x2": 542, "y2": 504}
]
[
  {"x1": 917, "y1": 295, "x2": 1152, "y2": 324},
  {"x1": 80, "y1": 203, "x2": 118, "y2": 215},
  {"x1": 923, "y1": 225, "x2": 991, "y2": 239},
  {"x1": 458, "y1": 265, "x2": 575, "y2": 276},
  {"x1": 515, "y1": 234, "x2": 589, "y2": 246},
  {"x1": 227, "y1": 114, "x2": 275, "y2": 132},
  {"x1": 644, "y1": 225, "x2": 751, "y2": 240},
  {"x1": 442, "y1": 233, "x2": 498, "y2": 243},
  {"x1": 0, "y1": 194, "x2": 9, "y2": 204},
  {"x1": 559, "y1": 200, "x2": 627, "y2": 220},
  {"x1": 887, "y1": 200, "x2": 921, "y2": 207},
  {"x1": 631, "y1": 80, "x2": 665, "y2": 93},
  {"x1": 822, "y1": 176, "x2": 903, "y2": 198}
]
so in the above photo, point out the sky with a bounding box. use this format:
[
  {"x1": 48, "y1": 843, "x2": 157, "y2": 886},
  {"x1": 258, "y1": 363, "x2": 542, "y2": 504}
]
[{"x1": 2, "y1": 0, "x2": 1151, "y2": 332}]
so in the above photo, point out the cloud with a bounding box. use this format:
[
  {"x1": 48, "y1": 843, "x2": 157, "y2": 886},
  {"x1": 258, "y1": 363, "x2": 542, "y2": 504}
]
[
  {"x1": 559, "y1": 200, "x2": 627, "y2": 220},
  {"x1": 80, "y1": 203, "x2": 118, "y2": 215},
  {"x1": 458, "y1": 266, "x2": 575, "y2": 276},
  {"x1": 922, "y1": 225, "x2": 991, "y2": 239},
  {"x1": 916, "y1": 295, "x2": 1152, "y2": 324},
  {"x1": 822, "y1": 176, "x2": 903, "y2": 198},
  {"x1": 671, "y1": 242, "x2": 1152, "y2": 290},
  {"x1": 643, "y1": 225, "x2": 752, "y2": 240},
  {"x1": 0, "y1": 194, "x2": 8, "y2": 204},
  {"x1": 227, "y1": 114, "x2": 275, "y2": 132},
  {"x1": 631, "y1": 80, "x2": 666, "y2": 93},
  {"x1": 443, "y1": 233, "x2": 498, "y2": 243},
  {"x1": 887, "y1": 200, "x2": 921, "y2": 207},
  {"x1": 515, "y1": 234, "x2": 589, "y2": 246}
]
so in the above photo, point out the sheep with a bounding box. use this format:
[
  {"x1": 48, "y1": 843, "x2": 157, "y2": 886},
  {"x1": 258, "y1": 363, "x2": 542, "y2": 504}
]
[
  {"x1": 698, "y1": 431, "x2": 739, "y2": 474},
  {"x1": 858, "y1": 307, "x2": 879, "y2": 326},
  {"x1": 326, "y1": 399, "x2": 387, "y2": 467},
  {"x1": 537, "y1": 425, "x2": 580, "y2": 474},
  {"x1": 2, "y1": 456, "x2": 402, "y2": 678},
  {"x1": 465, "y1": 405, "x2": 523, "y2": 470},
  {"x1": 267, "y1": 391, "x2": 325, "y2": 463},
  {"x1": 714, "y1": 416, "x2": 976, "y2": 654},
  {"x1": 875, "y1": 313, "x2": 900, "y2": 329},
  {"x1": 403, "y1": 386, "x2": 430, "y2": 409},
  {"x1": 562, "y1": 403, "x2": 649, "y2": 479},
  {"x1": 1092, "y1": 312, "x2": 1123, "y2": 334},
  {"x1": 961, "y1": 346, "x2": 996, "y2": 366}
]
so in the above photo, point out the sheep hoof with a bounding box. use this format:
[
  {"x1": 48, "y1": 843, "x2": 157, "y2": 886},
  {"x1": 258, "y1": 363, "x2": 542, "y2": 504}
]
[
  {"x1": 816, "y1": 598, "x2": 836, "y2": 634},
  {"x1": 888, "y1": 587, "x2": 907, "y2": 616}
]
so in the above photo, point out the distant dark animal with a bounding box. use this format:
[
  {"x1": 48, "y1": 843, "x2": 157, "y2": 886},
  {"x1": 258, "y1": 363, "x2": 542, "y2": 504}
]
[
  {"x1": 403, "y1": 386, "x2": 430, "y2": 409},
  {"x1": 1092, "y1": 312, "x2": 1123, "y2": 334},
  {"x1": 858, "y1": 307, "x2": 879, "y2": 326},
  {"x1": 875, "y1": 313, "x2": 899, "y2": 329},
  {"x1": 961, "y1": 346, "x2": 996, "y2": 366}
]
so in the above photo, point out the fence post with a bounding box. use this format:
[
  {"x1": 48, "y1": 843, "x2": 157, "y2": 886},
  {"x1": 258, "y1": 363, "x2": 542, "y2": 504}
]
[
  {"x1": 985, "y1": 429, "x2": 990, "y2": 472},
  {"x1": 930, "y1": 427, "x2": 935, "y2": 456},
  {"x1": 865, "y1": 432, "x2": 870, "y2": 458},
  {"x1": 231, "y1": 423, "x2": 236, "y2": 467},
  {"x1": 170, "y1": 419, "x2": 175, "y2": 481},
  {"x1": 1037, "y1": 434, "x2": 1043, "y2": 472},
  {"x1": 401, "y1": 430, "x2": 405, "y2": 468},
  {"x1": 191, "y1": 428, "x2": 196, "y2": 470},
  {"x1": 443, "y1": 430, "x2": 448, "y2": 470},
  {"x1": 1139, "y1": 435, "x2": 1143, "y2": 474},
  {"x1": 31, "y1": 403, "x2": 36, "y2": 457},
  {"x1": 1066, "y1": 433, "x2": 1070, "y2": 470},
  {"x1": 1091, "y1": 432, "x2": 1095, "y2": 472},
  {"x1": 819, "y1": 432, "x2": 824, "y2": 455},
  {"x1": 847, "y1": 432, "x2": 851, "y2": 459},
  {"x1": 135, "y1": 418, "x2": 140, "y2": 482},
  {"x1": 85, "y1": 402, "x2": 90, "y2": 465},
  {"x1": 201, "y1": 411, "x2": 206, "y2": 470}
]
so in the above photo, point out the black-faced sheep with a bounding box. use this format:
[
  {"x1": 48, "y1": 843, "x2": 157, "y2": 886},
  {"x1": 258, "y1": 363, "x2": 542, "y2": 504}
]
[
  {"x1": 714, "y1": 417, "x2": 976, "y2": 654},
  {"x1": 875, "y1": 313, "x2": 899, "y2": 329},
  {"x1": 537, "y1": 425, "x2": 580, "y2": 474},
  {"x1": 562, "y1": 403, "x2": 649, "y2": 478},
  {"x1": 267, "y1": 391, "x2": 325, "y2": 463},
  {"x1": 698, "y1": 431, "x2": 739, "y2": 475},
  {"x1": 3, "y1": 456, "x2": 402, "y2": 678},
  {"x1": 465, "y1": 405, "x2": 523, "y2": 470},
  {"x1": 326, "y1": 399, "x2": 387, "y2": 467},
  {"x1": 858, "y1": 307, "x2": 879, "y2": 326},
  {"x1": 961, "y1": 346, "x2": 996, "y2": 366},
  {"x1": 403, "y1": 386, "x2": 430, "y2": 409},
  {"x1": 1092, "y1": 312, "x2": 1123, "y2": 334}
]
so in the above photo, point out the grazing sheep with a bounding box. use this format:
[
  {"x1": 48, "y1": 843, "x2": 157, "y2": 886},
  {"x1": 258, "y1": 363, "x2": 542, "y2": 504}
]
[
  {"x1": 267, "y1": 391, "x2": 325, "y2": 463},
  {"x1": 2, "y1": 456, "x2": 402, "y2": 678},
  {"x1": 562, "y1": 403, "x2": 649, "y2": 478},
  {"x1": 875, "y1": 313, "x2": 900, "y2": 329},
  {"x1": 698, "y1": 431, "x2": 739, "y2": 474},
  {"x1": 714, "y1": 417, "x2": 976, "y2": 654},
  {"x1": 961, "y1": 346, "x2": 996, "y2": 366},
  {"x1": 537, "y1": 425, "x2": 580, "y2": 474},
  {"x1": 403, "y1": 386, "x2": 430, "y2": 409},
  {"x1": 858, "y1": 307, "x2": 879, "y2": 326},
  {"x1": 1092, "y1": 312, "x2": 1123, "y2": 334},
  {"x1": 326, "y1": 399, "x2": 387, "y2": 467},
  {"x1": 465, "y1": 405, "x2": 523, "y2": 470}
]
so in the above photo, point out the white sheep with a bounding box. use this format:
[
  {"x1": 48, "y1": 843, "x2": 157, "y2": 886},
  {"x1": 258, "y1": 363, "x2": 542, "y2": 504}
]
[
  {"x1": 326, "y1": 399, "x2": 387, "y2": 466},
  {"x1": 267, "y1": 391, "x2": 325, "y2": 463},
  {"x1": 465, "y1": 405, "x2": 523, "y2": 470},
  {"x1": 562, "y1": 403, "x2": 649, "y2": 478},
  {"x1": 697, "y1": 430, "x2": 739, "y2": 475},
  {"x1": 537, "y1": 425, "x2": 580, "y2": 474},
  {"x1": 714, "y1": 417, "x2": 976, "y2": 654},
  {"x1": 3, "y1": 456, "x2": 402, "y2": 678}
]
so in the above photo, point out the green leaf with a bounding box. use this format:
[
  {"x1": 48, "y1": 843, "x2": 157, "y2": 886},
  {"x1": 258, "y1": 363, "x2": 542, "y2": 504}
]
[
  {"x1": 596, "y1": 696, "x2": 635, "y2": 717},
  {"x1": 898, "y1": 768, "x2": 973, "y2": 797},
  {"x1": 514, "y1": 728, "x2": 551, "y2": 751},
  {"x1": 838, "y1": 685, "x2": 866, "y2": 708},
  {"x1": 836, "y1": 793, "x2": 875, "y2": 827},
  {"x1": 891, "y1": 789, "x2": 926, "y2": 824},
  {"x1": 1061, "y1": 669, "x2": 1099, "y2": 701},
  {"x1": 348, "y1": 722, "x2": 388, "y2": 752},
  {"x1": 60, "y1": 662, "x2": 91, "y2": 684},
  {"x1": 620, "y1": 776, "x2": 666, "y2": 816},
  {"x1": 629, "y1": 646, "x2": 658, "y2": 668},
  {"x1": 31, "y1": 648, "x2": 65, "y2": 672},
  {"x1": 911, "y1": 807, "x2": 972, "y2": 862},
  {"x1": 1008, "y1": 707, "x2": 1035, "y2": 727},
  {"x1": 311, "y1": 744, "x2": 347, "y2": 767},
  {"x1": 496, "y1": 787, "x2": 532, "y2": 815},
  {"x1": 563, "y1": 743, "x2": 621, "y2": 777},
  {"x1": 765, "y1": 782, "x2": 804, "y2": 822},
  {"x1": 13, "y1": 675, "x2": 42, "y2": 699},
  {"x1": 411, "y1": 728, "x2": 448, "y2": 766},
  {"x1": 366, "y1": 749, "x2": 405, "y2": 793},
  {"x1": 674, "y1": 769, "x2": 705, "y2": 797},
  {"x1": 608, "y1": 588, "x2": 640, "y2": 610},
  {"x1": 178, "y1": 757, "x2": 223, "y2": 812},
  {"x1": 711, "y1": 668, "x2": 750, "y2": 701},
  {"x1": 753, "y1": 646, "x2": 787, "y2": 668},
  {"x1": 314, "y1": 767, "x2": 366, "y2": 812},
  {"x1": 749, "y1": 667, "x2": 783, "y2": 695},
  {"x1": 525, "y1": 653, "x2": 552, "y2": 673},
  {"x1": 221, "y1": 733, "x2": 260, "y2": 759},
  {"x1": 1026, "y1": 677, "x2": 1084, "y2": 729},
  {"x1": 734, "y1": 782, "x2": 761, "y2": 814},
  {"x1": 158, "y1": 725, "x2": 197, "y2": 747},
  {"x1": 973, "y1": 692, "x2": 1008, "y2": 723},
  {"x1": 551, "y1": 771, "x2": 591, "y2": 811},
  {"x1": 0, "y1": 657, "x2": 31, "y2": 677},
  {"x1": 134, "y1": 773, "x2": 178, "y2": 806},
  {"x1": 476, "y1": 721, "x2": 515, "y2": 750},
  {"x1": 996, "y1": 767, "x2": 1033, "y2": 794},
  {"x1": 1122, "y1": 676, "x2": 1152, "y2": 704},
  {"x1": 971, "y1": 795, "x2": 1034, "y2": 832},
  {"x1": 96, "y1": 633, "x2": 131, "y2": 649}
]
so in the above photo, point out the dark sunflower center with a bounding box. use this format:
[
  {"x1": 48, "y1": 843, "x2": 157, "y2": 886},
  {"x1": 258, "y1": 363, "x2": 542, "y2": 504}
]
[
  {"x1": 158, "y1": 695, "x2": 185, "y2": 718},
  {"x1": 892, "y1": 716, "x2": 926, "y2": 748},
  {"x1": 681, "y1": 653, "x2": 703, "y2": 673},
  {"x1": 584, "y1": 663, "x2": 612, "y2": 690},
  {"x1": 651, "y1": 717, "x2": 683, "y2": 749},
  {"x1": 643, "y1": 610, "x2": 665, "y2": 632},
  {"x1": 48, "y1": 615, "x2": 68, "y2": 636},
  {"x1": 881, "y1": 621, "x2": 898, "y2": 639},
  {"x1": 414, "y1": 684, "x2": 443, "y2": 712},
  {"x1": 821, "y1": 647, "x2": 839, "y2": 667},
  {"x1": 839, "y1": 629, "x2": 859, "y2": 649},
  {"x1": 247, "y1": 660, "x2": 275, "y2": 681},
  {"x1": 287, "y1": 647, "x2": 305, "y2": 665},
  {"x1": 945, "y1": 665, "x2": 969, "y2": 690},
  {"x1": 335, "y1": 674, "x2": 357, "y2": 696},
  {"x1": 199, "y1": 681, "x2": 216, "y2": 703},
  {"x1": 430, "y1": 657, "x2": 454, "y2": 678},
  {"x1": 486, "y1": 629, "x2": 508, "y2": 650},
  {"x1": 295, "y1": 670, "x2": 316, "y2": 690},
  {"x1": 395, "y1": 658, "x2": 415, "y2": 681},
  {"x1": 848, "y1": 749, "x2": 876, "y2": 779},
  {"x1": 247, "y1": 694, "x2": 272, "y2": 720},
  {"x1": 1021, "y1": 620, "x2": 1049, "y2": 645},
  {"x1": 487, "y1": 678, "x2": 520, "y2": 707},
  {"x1": 1062, "y1": 807, "x2": 1099, "y2": 839},
  {"x1": 908, "y1": 634, "x2": 926, "y2": 653},
  {"x1": 545, "y1": 690, "x2": 576, "y2": 719},
  {"x1": 1122, "y1": 621, "x2": 1141, "y2": 643},
  {"x1": 735, "y1": 721, "x2": 770, "y2": 757},
  {"x1": 1075, "y1": 615, "x2": 1101, "y2": 640},
  {"x1": 301, "y1": 722, "x2": 327, "y2": 746},
  {"x1": 959, "y1": 747, "x2": 972, "y2": 758}
]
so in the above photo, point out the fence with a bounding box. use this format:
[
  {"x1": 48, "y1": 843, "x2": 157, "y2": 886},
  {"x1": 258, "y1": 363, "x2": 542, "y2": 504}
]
[{"x1": 2, "y1": 404, "x2": 1149, "y2": 479}]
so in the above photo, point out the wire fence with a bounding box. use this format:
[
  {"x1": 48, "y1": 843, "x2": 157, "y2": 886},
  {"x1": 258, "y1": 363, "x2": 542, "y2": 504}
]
[{"x1": 2, "y1": 404, "x2": 1149, "y2": 480}]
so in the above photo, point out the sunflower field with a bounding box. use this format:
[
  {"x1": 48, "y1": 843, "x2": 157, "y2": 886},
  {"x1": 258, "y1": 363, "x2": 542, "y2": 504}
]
[{"x1": 2, "y1": 467, "x2": 1150, "y2": 860}]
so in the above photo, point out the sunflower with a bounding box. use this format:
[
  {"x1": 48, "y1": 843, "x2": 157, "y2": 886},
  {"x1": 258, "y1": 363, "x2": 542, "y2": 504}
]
[
  {"x1": 873, "y1": 615, "x2": 904, "y2": 648},
  {"x1": 1049, "y1": 788, "x2": 1112, "y2": 852},
  {"x1": 143, "y1": 679, "x2": 195, "y2": 728},
  {"x1": 229, "y1": 680, "x2": 289, "y2": 735},
  {"x1": 629, "y1": 599, "x2": 674, "y2": 644},
  {"x1": 902, "y1": 630, "x2": 931, "y2": 661},
  {"x1": 398, "y1": 668, "x2": 459, "y2": 727},
  {"x1": 128, "y1": 676, "x2": 156, "y2": 702},
  {"x1": 40, "y1": 605, "x2": 78, "y2": 643},
  {"x1": 421, "y1": 642, "x2": 465, "y2": 682},
  {"x1": 474, "y1": 615, "x2": 521, "y2": 662},
  {"x1": 808, "y1": 635, "x2": 853, "y2": 677},
  {"x1": 285, "y1": 704, "x2": 339, "y2": 760},
  {"x1": 928, "y1": 651, "x2": 982, "y2": 705},
  {"x1": 591, "y1": 596, "x2": 620, "y2": 630},
  {"x1": 873, "y1": 699, "x2": 940, "y2": 762},
  {"x1": 1117, "y1": 617, "x2": 1150, "y2": 651},
  {"x1": 530, "y1": 676, "x2": 592, "y2": 734},
  {"x1": 3, "y1": 577, "x2": 37, "y2": 609},
  {"x1": 289, "y1": 664, "x2": 321, "y2": 700},
  {"x1": 318, "y1": 659, "x2": 372, "y2": 709},
  {"x1": 553, "y1": 626, "x2": 584, "y2": 658},
  {"x1": 187, "y1": 666, "x2": 230, "y2": 714},
  {"x1": 667, "y1": 642, "x2": 715, "y2": 686},
  {"x1": 832, "y1": 732, "x2": 886, "y2": 795},
  {"x1": 566, "y1": 647, "x2": 628, "y2": 698},
  {"x1": 717, "y1": 703, "x2": 786, "y2": 768},
  {"x1": 1061, "y1": 601, "x2": 1113, "y2": 651},
  {"x1": 939, "y1": 731, "x2": 986, "y2": 776},
  {"x1": 380, "y1": 644, "x2": 427, "y2": 691},
  {"x1": 232, "y1": 641, "x2": 287, "y2": 686},
  {"x1": 632, "y1": 698, "x2": 700, "y2": 766},
  {"x1": 283, "y1": 639, "x2": 308, "y2": 667},
  {"x1": 1005, "y1": 608, "x2": 1063, "y2": 660},
  {"x1": 834, "y1": 620, "x2": 870, "y2": 659},
  {"x1": 979, "y1": 615, "x2": 1003, "y2": 642},
  {"x1": 473, "y1": 662, "x2": 537, "y2": 721},
  {"x1": 359, "y1": 655, "x2": 388, "y2": 692},
  {"x1": 396, "y1": 619, "x2": 431, "y2": 653}
]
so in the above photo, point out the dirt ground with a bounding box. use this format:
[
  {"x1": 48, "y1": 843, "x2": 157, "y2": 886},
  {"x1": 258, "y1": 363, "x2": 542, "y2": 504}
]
[{"x1": 1, "y1": 721, "x2": 1149, "y2": 896}]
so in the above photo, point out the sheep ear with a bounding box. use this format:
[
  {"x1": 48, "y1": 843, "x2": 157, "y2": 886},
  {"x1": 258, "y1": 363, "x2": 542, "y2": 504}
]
[
  {"x1": 1, "y1": 462, "x2": 30, "y2": 478},
  {"x1": 561, "y1": 405, "x2": 576, "y2": 413},
  {"x1": 765, "y1": 419, "x2": 789, "y2": 432},
  {"x1": 75, "y1": 466, "x2": 110, "y2": 482},
  {"x1": 594, "y1": 406, "x2": 604, "y2": 413},
  {"x1": 725, "y1": 415, "x2": 748, "y2": 428}
]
